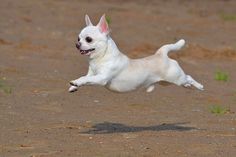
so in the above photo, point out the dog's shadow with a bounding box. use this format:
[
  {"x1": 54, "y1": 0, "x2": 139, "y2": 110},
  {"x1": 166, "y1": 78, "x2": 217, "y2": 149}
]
[{"x1": 80, "y1": 122, "x2": 197, "y2": 134}]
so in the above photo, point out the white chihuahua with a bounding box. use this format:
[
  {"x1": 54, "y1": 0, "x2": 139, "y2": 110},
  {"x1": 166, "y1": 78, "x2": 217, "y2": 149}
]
[{"x1": 69, "y1": 14, "x2": 204, "y2": 93}]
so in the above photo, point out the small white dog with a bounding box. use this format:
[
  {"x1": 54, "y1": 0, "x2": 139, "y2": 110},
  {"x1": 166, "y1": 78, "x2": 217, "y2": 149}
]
[{"x1": 69, "y1": 14, "x2": 204, "y2": 93}]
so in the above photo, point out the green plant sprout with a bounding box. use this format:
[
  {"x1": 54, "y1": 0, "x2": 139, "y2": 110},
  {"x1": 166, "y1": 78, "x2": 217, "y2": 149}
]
[
  {"x1": 210, "y1": 105, "x2": 229, "y2": 115},
  {"x1": 220, "y1": 13, "x2": 236, "y2": 21},
  {"x1": 106, "y1": 16, "x2": 111, "y2": 25},
  {"x1": 215, "y1": 71, "x2": 229, "y2": 82},
  {"x1": 0, "y1": 78, "x2": 12, "y2": 94}
]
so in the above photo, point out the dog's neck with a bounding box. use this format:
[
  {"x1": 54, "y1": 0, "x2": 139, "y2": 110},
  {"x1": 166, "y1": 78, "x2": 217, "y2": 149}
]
[
  {"x1": 106, "y1": 36, "x2": 121, "y2": 55},
  {"x1": 89, "y1": 36, "x2": 124, "y2": 63}
]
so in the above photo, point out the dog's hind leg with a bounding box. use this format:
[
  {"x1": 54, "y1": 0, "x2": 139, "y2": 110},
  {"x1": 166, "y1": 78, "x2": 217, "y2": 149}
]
[{"x1": 185, "y1": 75, "x2": 204, "y2": 90}]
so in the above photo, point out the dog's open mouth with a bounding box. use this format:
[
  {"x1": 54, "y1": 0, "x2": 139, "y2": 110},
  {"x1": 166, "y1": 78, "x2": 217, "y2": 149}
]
[{"x1": 80, "y1": 48, "x2": 95, "y2": 55}]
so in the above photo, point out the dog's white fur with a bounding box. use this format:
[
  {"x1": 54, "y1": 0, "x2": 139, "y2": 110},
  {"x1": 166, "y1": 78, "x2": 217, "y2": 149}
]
[{"x1": 69, "y1": 15, "x2": 204, "y2": 93}]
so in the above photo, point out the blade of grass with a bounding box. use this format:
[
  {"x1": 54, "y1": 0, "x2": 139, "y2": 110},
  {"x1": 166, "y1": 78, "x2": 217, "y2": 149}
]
[
  {"x1": 106, "y1": 16, "x2": 111, "y2": 25},
  {"x1": 0, "y1": 78, "x2": 12, "y2": 94},
  {"x1": 210, "y1": 105, "x2": 229, "y2": 115}
]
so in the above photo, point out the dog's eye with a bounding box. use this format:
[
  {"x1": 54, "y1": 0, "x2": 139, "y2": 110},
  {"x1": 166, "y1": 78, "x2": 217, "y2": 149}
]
[
  {"x1": 85, "y1": 37, "x2": 93, "y2": 43},
  {"x1": 78, "y1": 37, "x2": 80, "y2": 42}
]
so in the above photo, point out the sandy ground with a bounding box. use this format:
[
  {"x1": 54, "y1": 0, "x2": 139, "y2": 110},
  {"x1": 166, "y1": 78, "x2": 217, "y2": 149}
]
[{"x1": 0, "y1": 0, "x2": 236, "y2": 156}]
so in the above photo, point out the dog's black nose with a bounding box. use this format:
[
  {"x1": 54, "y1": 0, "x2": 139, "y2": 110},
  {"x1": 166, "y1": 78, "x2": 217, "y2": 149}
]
[{"x1": 75, "y1": 42, "x2": 81, "y2": 49}]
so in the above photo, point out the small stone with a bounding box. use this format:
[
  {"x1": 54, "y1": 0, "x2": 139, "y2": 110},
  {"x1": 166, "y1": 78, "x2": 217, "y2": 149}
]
[{"x1": 94, "y1": 100, "x2": 99, "y2": 103}]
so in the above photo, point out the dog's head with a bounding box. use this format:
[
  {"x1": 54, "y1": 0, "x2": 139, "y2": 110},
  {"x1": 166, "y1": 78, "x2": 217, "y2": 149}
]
[{"x1": 76, "y1": 14, "x2": 110, "y2": 58}]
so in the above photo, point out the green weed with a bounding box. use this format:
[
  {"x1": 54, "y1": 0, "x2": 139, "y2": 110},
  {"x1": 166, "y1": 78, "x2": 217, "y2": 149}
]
[
  {"x1": 0, "y1": 78, "x2": 12, "y2": 94},
  {"x1": 220, "y1": 13, "x2": 236, "y2": 21},
  {"x1": 215, "y1": 71, "x2": 229, "y2": 82},
  {"x1": 210, "y1": 105, "x2": 229, "y2": 115},
  {"x1": 106, "y1": 16, "x2": 111, "y2": 25}
]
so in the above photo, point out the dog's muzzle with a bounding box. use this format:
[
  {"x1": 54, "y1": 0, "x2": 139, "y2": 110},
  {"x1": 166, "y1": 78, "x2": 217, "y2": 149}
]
[
  {"x1": 79, "y1": 48, "x2": 95, "y2": 55},
  {"x1": 75, "y1": 43, "x2": 95, "y2": 55},
  {"x1": 76, "y1": 43, "x2": 81, "y2": 49}
]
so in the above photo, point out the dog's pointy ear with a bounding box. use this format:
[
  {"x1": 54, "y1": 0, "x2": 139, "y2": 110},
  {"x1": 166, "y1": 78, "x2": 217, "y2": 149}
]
[
  {"x1": 97, "y1": 14, "x2": 109, "y2": 35},
  {"x1": 85, "y1": 14, "x2": 93, "y2": 26}
]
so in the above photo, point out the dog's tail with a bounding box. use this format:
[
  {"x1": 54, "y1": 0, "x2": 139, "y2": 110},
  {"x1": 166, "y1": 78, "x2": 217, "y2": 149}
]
[{"x1": 156, "y1": 39, "x2": 185, "y2": 56}]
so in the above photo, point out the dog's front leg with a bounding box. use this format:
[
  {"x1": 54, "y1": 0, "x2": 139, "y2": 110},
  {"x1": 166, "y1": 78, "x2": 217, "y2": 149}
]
[
  {"x1": 70, "y1": 75, "x2": 108, "y2": 88},
  {"x1": 68, "y1": 85, "x2": 78, "y2": 92},
  {"x1": 69, "y1": 67, "x2": 94, "y2": 92}
]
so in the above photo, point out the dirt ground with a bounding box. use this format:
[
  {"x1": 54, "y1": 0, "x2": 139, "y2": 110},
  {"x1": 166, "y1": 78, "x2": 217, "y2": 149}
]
[{"x1": 1, "y1": 0, "x2": 236, "y2": 156}]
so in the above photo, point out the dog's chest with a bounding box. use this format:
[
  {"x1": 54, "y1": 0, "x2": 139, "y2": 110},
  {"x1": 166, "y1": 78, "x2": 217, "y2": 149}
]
[
  {"x1": 89, "y1": 60, "x2": 107, "y2": 74},
  {"x1": 89, "y1": 62, "x2": 99, "y2": 74}
]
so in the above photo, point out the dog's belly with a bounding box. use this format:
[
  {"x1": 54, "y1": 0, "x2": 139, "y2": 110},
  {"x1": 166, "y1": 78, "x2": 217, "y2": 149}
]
[
  {"x1": 107, "y1": 71, "x2": 149, "y2": 92},
  {"x1": 107, "y1": 79, "x2": 142, "y2": 92},
  {"x1": 105, "y1": 58, "x2": 163, "y2": 92}
]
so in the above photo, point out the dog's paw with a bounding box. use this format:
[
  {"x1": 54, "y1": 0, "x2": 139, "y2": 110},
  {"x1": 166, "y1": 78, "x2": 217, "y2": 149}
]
[
  {"x1": 198, "y1": 84, "x2": 204, "y2": 91},
  {"x1": 70, "y1": 80, "x2": 78, "y2": 87},
  {"x1": 68, "y1": 86, "x2": 78, "y2": 93},
  {"x1": 184, "y1": 83, "x2": 191, "y2": 88},
  {"x1": 193, "y1": 83, "x2": 204, "y2": 91}
]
